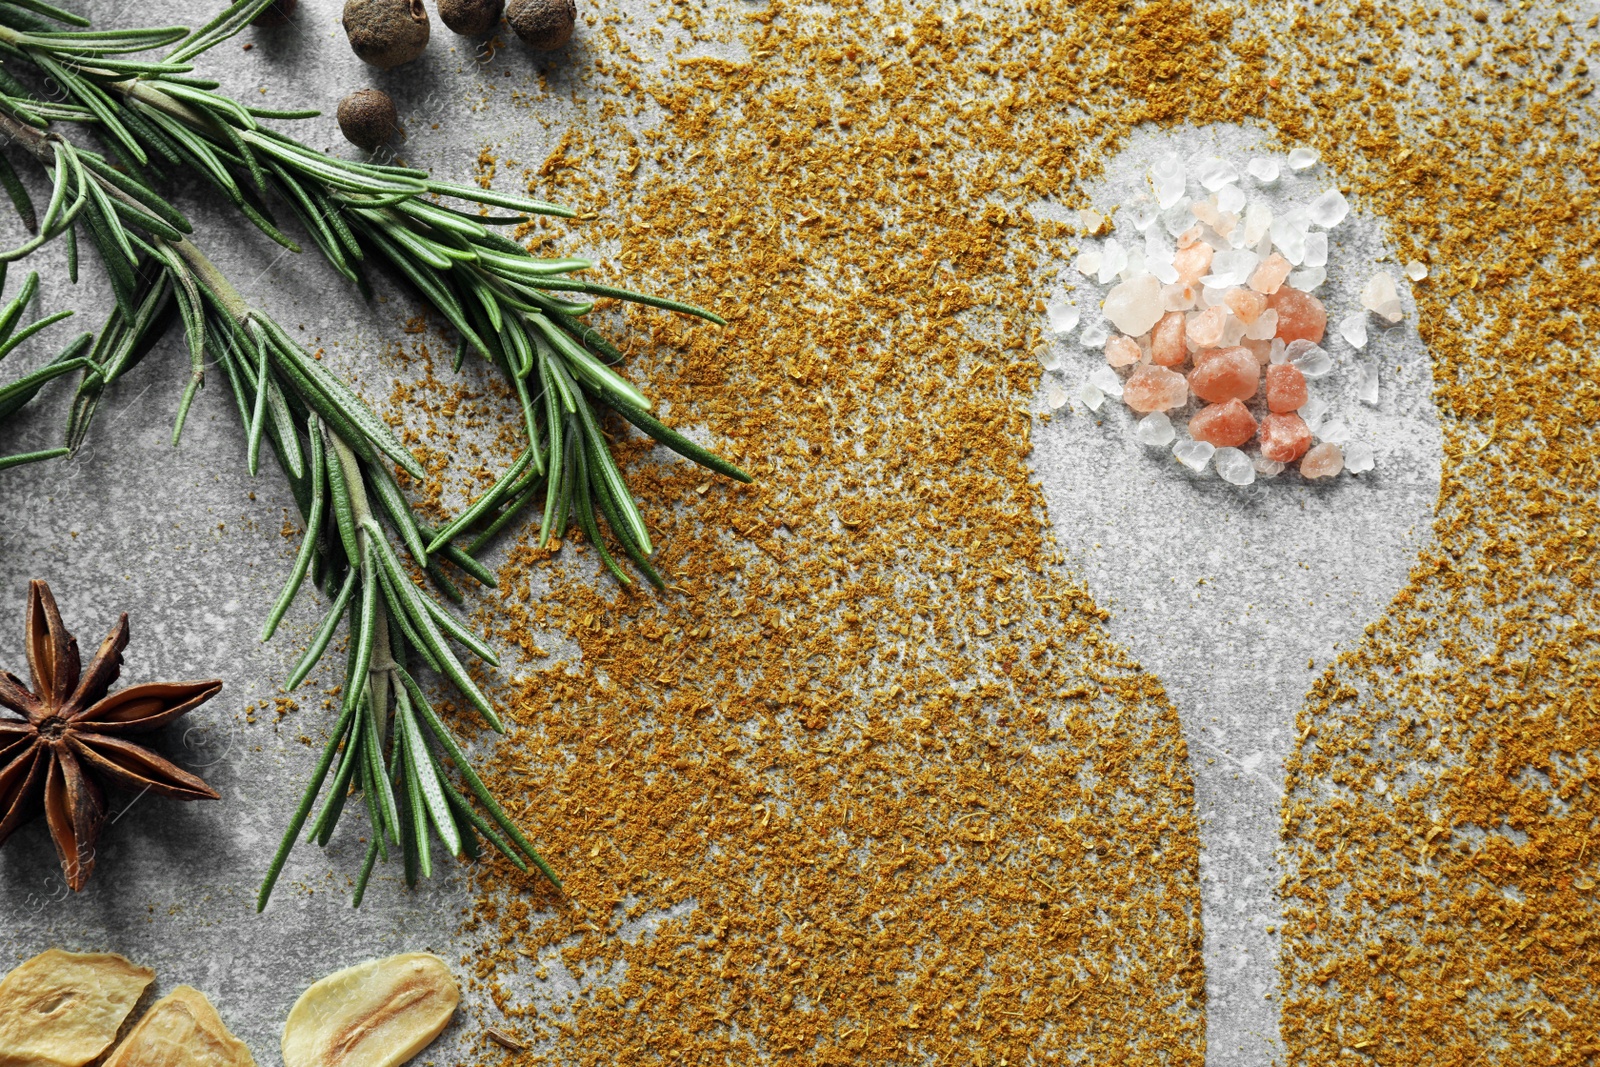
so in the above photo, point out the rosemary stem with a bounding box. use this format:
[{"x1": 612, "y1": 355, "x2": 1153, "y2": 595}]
[
  {"x1": 327, "y1": 429, "x2": 399, "y2": 736},
  {"x1": 0, "y1": 109, "x2": 55, "y2": 165},
  {"x1": 169, "y1": 238, "x2": 250, "y2": 323}
]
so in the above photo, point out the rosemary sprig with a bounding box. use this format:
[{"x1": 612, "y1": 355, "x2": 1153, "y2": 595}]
[
  {"x1": 0, "y1": 0, "x2": 751, "y2": 905},
  {"x1": 0, "y1": 269, "x2": 95, "y2": 469}
]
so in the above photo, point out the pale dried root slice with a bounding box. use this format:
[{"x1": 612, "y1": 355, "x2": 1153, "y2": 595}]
[
  {"x1": 281, "y1": 954, "x2": 459, "y2": 1067},
  {"x1": 0, "y1": 949, "x2": 154, "y2": 1067},
  {"x1": 103, "y1": 986, "x2": 256, "y2": 1067}
]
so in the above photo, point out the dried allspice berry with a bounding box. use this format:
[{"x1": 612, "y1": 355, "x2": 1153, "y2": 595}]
[
  {"x1": 336, "y1": 89, "x2": 399, "y2": 150},
  {"x1": 506, "y1": 0, "x2": 575, "y2": 50},
  {"x1": 439, "y1": 0, "x2": 503, "y2": 36},
  {"x1": 0, "y1": 950, "x2": 153, "y2": 1067},
  {"x1": 341, "y1": 0, "x2": 429, "y2": 69},
  {"x1": 250, "y1": 0, "x2": 297, "y2": 27}
]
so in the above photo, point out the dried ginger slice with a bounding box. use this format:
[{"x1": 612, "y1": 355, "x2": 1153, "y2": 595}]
[
  {"x1": 281, "y1": 953, "x2": 458, "y2": 1067},
  {"x1": 103, "y1": 986, "x2": 256, "y2": 1067},
  {"x1": 0, "y1": 949, "x2": 154, "y2": 1067}
]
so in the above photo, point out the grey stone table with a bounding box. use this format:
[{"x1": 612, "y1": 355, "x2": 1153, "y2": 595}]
[{"x1": 0, "y1": 4, "x2": 1498, "y2": 1067}]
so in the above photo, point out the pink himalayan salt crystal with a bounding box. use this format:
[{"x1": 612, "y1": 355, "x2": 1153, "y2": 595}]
[
  {"x1": 1173, "y1": 242, "x2": 1214, "y2": 285},
  {"x1": 1150, "y1": 312, "x2": 1187, "y2": 366},
  {"x1": 1176, "y1": 224, "x2": 1202, "y2": 250},
  {"x1": 1188, "y1": 398, "x2": 1258, "y2": 448},
  {"x1": 1225, "y1": 288, "x2": 1268, "y2": 325},
  {"x1": 1249, "y1": 253, "x2": 1293, "y2": 295},
  {"x1": 1242, "y1": 337, "x2": 1274, "y2": 364},
  {"x1": 1188, "y1": 346, "x2": 1259, "y2": 403},
  {"x1": 1105, "y1": 334, "x2": 1141, "y2": 367},
  {"x1": 1301, "y1": 441, "x2": 1345, "y2": 479},
  {"x1": 1259, "y1": 412, "x2": 1313, "y2": 463},
  {"x1": 1268, "y1": 287, "x2": 1328, "y2": 345},
  {"x1": 1122, "y1": 365, "x2": 1189, "y2": 413},
  {"x1": 1265, "y1": 363, "x2": 1309, "y2": 413},
  {"x1": 1186, "y1": 305, "x2": 1228, "y2": 347}
]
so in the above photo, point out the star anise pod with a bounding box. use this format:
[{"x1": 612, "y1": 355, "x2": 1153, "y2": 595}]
[{"x1": 0, "y1": 580, "x2": 222, "y2": 890}]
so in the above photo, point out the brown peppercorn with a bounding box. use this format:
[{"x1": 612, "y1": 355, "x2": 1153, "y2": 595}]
[
  {"x1": 439, "y1": 0, "x2": 504, "y2": 36},
  {"x1": 505, "y1": 0, "x2": 575, "y2": 50},
  {"x1": 251, "y1": 0, "x2": 297, "y2": 27},
  {"x1": 336, "y1": 89, "x2": 399, "y2": 150},
  {"x1": 342, "y1": 0, "x2": 429, "y2": 69}
]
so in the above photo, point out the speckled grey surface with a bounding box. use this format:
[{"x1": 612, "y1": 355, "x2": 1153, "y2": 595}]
[
  {"x1": 1028, "y1": 125, "x2": 1442, "y2": 1067},
  {"x1": 0, "y1": 6, "x2": 1469, "y2": 1067}
]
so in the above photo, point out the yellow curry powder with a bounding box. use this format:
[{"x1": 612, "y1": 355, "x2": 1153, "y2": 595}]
[{"x1": 378, "y1": 0, "x2": 1597, "y2": 1062}]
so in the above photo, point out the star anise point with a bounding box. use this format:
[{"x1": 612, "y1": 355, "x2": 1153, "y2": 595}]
[{"x1": 1, "y1": 581, "x2": 224, "y2": 891}]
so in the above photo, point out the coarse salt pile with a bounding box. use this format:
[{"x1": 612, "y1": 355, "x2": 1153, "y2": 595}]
[{"x1": 1046, "y1": 146, "x2": 1408, "y2": 486}]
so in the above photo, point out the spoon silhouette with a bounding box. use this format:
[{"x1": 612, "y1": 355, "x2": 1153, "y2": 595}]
[{"x1": 1029, "y1": 124, "x2": 1443, "y2": 1066}]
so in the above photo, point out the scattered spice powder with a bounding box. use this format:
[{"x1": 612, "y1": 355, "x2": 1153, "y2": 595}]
[{"x1": 380, "y1": 0, "x2": 1595, "y2": 1062}]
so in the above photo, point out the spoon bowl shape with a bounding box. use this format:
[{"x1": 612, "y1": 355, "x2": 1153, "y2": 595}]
[{"x1": 1028, "y1": 123, "x2": 1443, "y2": 1067}]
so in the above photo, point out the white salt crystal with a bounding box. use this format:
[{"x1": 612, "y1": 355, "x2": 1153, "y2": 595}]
[
  {"x1": 1079, "y1": 208, "x2": 1104, "y2": 233},
  {"x1": 1145, "y1": 228, "x2": 1175, "y2": 265},
  {"x1": 1206, "y1": 249, "x2": 1260, "y2": 288},
  {"x1": 1080, "y1": 321, "x2": 1109, "y2": 348},
  {"x1": 1089, "y1": 365, "x2": 1124, "y2": 398},
  {"x1": 1404, "y1": 259, "x2": 1429, "y2": 281},
  {"x1": 1214, "y1": 447, "x2": 1256, "y2": 486},
  {"x1": 1358, "y1": 360, "x2": 1380, "y2": 406},
  {"x1": 1199, "y1": 222, "x2": 1232, "y2": 251},
  {"x1": 1242, "y1": 202, "x2": 1273, "y2": 246},
  {"x1": 1161, "y1": 202, "x2": 1193, "y2": 236},
  {"x1": 1151, "y1": 260, "x2": 1179, "y2": 285},
  {"x1": 1047, "y1": 384, "x2": 1070, "y2": 409},
  {"x1": 1288, "y1": 266, "x2": 1325, "y2": 290},
  {"x1": 1216, "y1": 184, "x2": 1246, "y2": 215},
  {"x1": 1338, "y1": 313, "x2": 1368, "y2": 348},
  {"x1": 1136, "y1": 411, "x2": 1176, "y2": 447},
  {"x1": 1300, "y1": 396, "x2": 1328, "y2": 431},
  {"x1": 1244, "y1": 308, "x2": 1279, "y2": 340},
  {"x1": 1289, "y1": 341, "x2": 1334, "y2": 377},
  {"x1": 1268, "y1": 338, "x2": 1288, "y2": 365},
  {"x1": 1102, "y1": 273, "x2": 1164, "y2": 336},
  {"x1": 1304, "y1": 232, "x2": 1328, "y2": 268},
  {"x1": 1097, "y1": 238, "x2": 1128, "y2": 284},
  {"x1": 1253, "y1": 455, "x2": 1285, "y2": 477},
  {"x1": 1151, "y1": 154, "x2": 1186, "y2": 209},
  {"x1": 1075, "y1": 249, "x2": 1102, "y2": 276},
  {"x1": 1246, "y1": 156, "x2": 1280, "y2": 183},
  {"x1": 1361, "y1": 271, "x2": 1403, "y2": 323},
  {"x1": 1344, "y1": 441, "x2": 1376, "y2": 473},
  {"x1": 1318, "y1": 419, "x2": 1352, "y2": 445},
  {"x1": 1287, "y1": 146, "x2": 1319, "y2": 170},
  {"x1": 1038, "y1": 350, "x2": 1062, "y2": 372},
  {"x1": 1271, "y1": 210, "x2": 1309, "y2": 265},
  {"x1": 1126, "y1": 198, "x2": 1161, "y2": 231},
  {"x1": 1047, "y1": 301, "x2": 1081, "y2": 335},
  {"x1": 1308, "y1": 189, "x2": 1350, "y2": 228},
  {"x1": 1174, "y1": 439, "x2": 1215, "y2": 473},
  {"x1": 1196, "y1": 156, "x2": 1240, "y2": 191},
  {"x1": 1121, "y1": 246, "x2": 1147, "y2": 281},
  {"x1": 1161, "y1": 282, "x2": 1197, "y2": 312},
  {"x1": 1221, "y1": 311, "x2": 1248, "y2": 346},
  {"x1": 1078, "y1": 381, "x2": 1105, "y2": 411}
]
